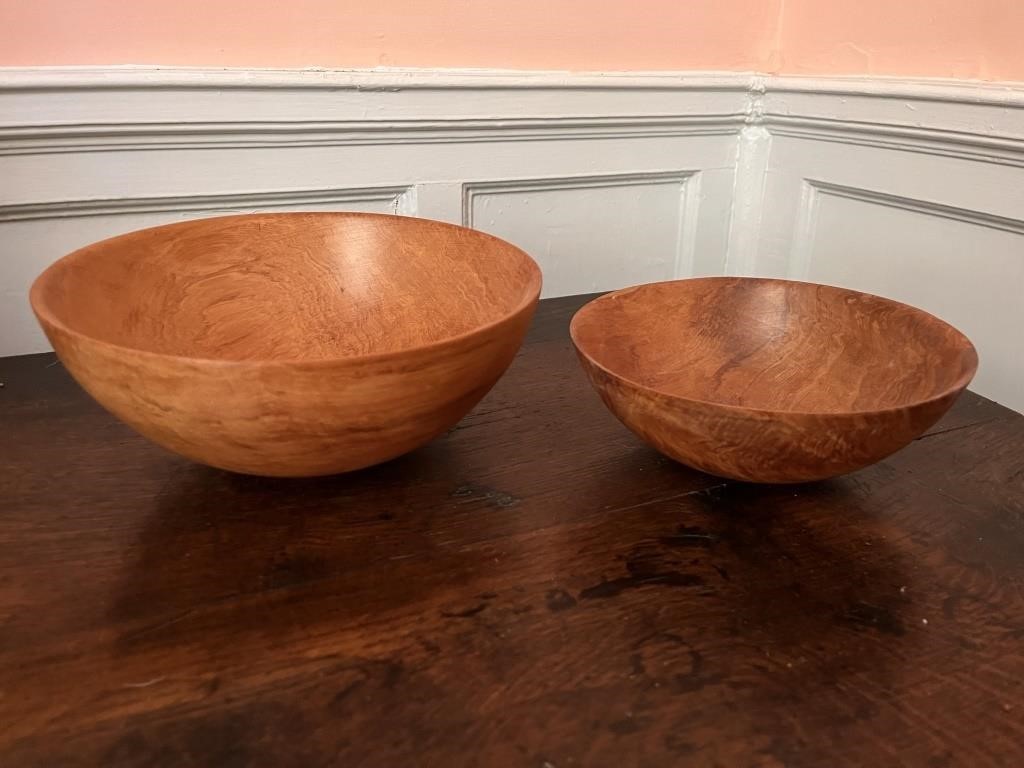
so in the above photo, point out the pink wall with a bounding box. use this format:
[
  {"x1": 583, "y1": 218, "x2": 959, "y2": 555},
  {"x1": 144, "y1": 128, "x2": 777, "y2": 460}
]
[
  {"x1": 777, "y1": 0, "x2": 1024, "y2": 81},
  {"x1": 2, "y1": 0, "x2": 1024, "y2": 82},
  {"x1": 0, "y1": 0, "x2": 778, "y2": 72}
]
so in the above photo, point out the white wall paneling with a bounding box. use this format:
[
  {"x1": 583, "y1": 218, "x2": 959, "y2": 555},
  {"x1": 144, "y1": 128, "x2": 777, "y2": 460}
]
[
  {"x1": 753, "y1": 77, "x2": 1024, "y2": 412},
  {"x1": 463, "y1": 171, "x2": 702, "y2": 297},
  {"x1": 1, "y1": 68, "x2": 1023, "y2": 411},
  {"x1": 0, "y1": 68, "x2": 744, "y2": 358}
]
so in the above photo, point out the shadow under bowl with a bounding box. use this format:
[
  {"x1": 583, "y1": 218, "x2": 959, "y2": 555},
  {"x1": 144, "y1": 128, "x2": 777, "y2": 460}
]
[
  {"x1": 570, "y1": 277, "x2": 977, "y2": 483},
  {"x1": 30, "y1": 212, "x2": 542, "y2": 476}
]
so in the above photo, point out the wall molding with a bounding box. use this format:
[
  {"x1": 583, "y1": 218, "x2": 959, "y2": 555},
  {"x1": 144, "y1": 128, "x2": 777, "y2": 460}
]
[
  {"x1": 0, "y1": 185, "x2": 412, "y2": 222},
  {"x1": 764, "y1": 118, "x2": 1024, "y2": 167},
  {"x1": 0, "y1": 67, "x2": 751, "y2": 91},
  {"x1": 761, "y1": 74, "x2": 1024, "y2": 107},
  {"x1": 786, "y1": 178, "x2": 1024, "y2": 280},
  {"x1": 0, "y1": 116, "x2": 743, "y2": 156},
  {"x1": 756, "y1": 74, "x2": 1024, "y2": 168},
  {"x1": 463, "y1": 170, "x2": 701, "y2": 280},
  {"x1": 461, "y1": 170, "x2": 696, "y2": 227},
  {"x1": 806, "y1": 180, "x2": 1024, "y2": 235},
  {"x1": 3, "y1": 67, "x2": 1022, "y2": 212},
  {"x1": 3, "y1": 68, "x2": 1023, "y2": 160},
  {"x1": 0, "y1": 67, "x2": 752, "y2": 158}
]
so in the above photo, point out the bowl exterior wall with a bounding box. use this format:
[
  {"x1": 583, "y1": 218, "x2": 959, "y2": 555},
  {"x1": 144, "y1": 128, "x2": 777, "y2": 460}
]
[
  {"x1": 38, "y1": 302, "x2": 536, "y2": 477},
  {"x1": 575, "y1": 351, "x2": 964, "y2": 483}
]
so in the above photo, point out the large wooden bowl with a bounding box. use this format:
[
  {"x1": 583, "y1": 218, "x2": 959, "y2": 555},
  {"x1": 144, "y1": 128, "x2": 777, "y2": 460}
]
[
  {"x1": 30, "y1": 213, "x2": 541, "y2": 476},
  {"x1": 570, "y1": 278, "x2": 977, "y2": 483}
]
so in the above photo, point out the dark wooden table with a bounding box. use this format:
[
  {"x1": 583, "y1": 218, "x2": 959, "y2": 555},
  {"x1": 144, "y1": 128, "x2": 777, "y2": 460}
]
[{"x1": 2, "y1": 294, "x2": 1023, "y2": 767}]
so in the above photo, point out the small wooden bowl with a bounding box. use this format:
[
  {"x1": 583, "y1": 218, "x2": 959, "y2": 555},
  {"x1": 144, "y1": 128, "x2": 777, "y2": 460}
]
[
  {"x1": 570, "y1": 278, "x2": 977, "y2": 483},
  {"x1": 31, "y1": 213, "x2": 541, "y2": 476}
]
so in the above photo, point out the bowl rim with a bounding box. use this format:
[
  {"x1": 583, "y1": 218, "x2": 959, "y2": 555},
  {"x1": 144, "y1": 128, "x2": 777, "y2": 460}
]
[
  {"x1": 569, "y1": 276, "x2": 979, "y2": 419},
  {"x1": 30, "y1": 211, "x2": 543, "y2": 368}
]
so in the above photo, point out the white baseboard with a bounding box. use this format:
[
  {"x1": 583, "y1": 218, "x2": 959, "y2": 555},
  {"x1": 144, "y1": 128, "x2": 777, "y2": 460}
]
[{"x1": 2, "y1": 67, "x2": 1023, "y2": 411}]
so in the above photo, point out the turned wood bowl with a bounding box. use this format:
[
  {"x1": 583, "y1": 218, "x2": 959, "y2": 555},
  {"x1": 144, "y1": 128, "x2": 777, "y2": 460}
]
[
  {"x1": 30, "y1": 212, "x2": 541, "y2": 476},
  {"x1": 570, "y1": 277, "x2": 978, "y2": 483}
]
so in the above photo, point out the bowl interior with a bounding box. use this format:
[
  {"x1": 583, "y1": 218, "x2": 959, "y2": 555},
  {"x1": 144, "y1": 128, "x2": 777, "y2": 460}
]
[
  {"x1": 571, "y1": 278, "x2": 977, "y2": 413},
  {"x1": 32, "y1": 213, "x2": 541, "y2": 362}
]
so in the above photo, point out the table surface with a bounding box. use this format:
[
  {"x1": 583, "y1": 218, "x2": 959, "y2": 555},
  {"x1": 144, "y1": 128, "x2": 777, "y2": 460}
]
[{"x1": 2, "y1": 293, "x2": 1023, "y2": 767}]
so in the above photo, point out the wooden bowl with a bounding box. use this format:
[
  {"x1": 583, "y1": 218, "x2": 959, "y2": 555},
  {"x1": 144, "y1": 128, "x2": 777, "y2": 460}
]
[
  {"x1": 570, "y1": 277, "x2": 977, "y2": 483},
  {"x1": 30, "y1": 213, "x2": 541, "y2": 476}
]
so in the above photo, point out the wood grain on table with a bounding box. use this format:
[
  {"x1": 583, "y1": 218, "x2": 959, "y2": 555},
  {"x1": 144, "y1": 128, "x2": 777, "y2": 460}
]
[{"x1": 1, "y1": 294, "x2": 1022, "y2": 767}]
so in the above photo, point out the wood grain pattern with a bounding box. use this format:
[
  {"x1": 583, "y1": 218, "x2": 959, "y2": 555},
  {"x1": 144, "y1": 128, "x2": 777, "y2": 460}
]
[
  {"x1": 1, "y1": 294, "x2": 1023, "y2": 768},
  {"x1": 29, "y1": 212, "x2": 541, "y2": 476},
  {"x1": 571, "y1": 278, "x2": 978, "y2": 483}
]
